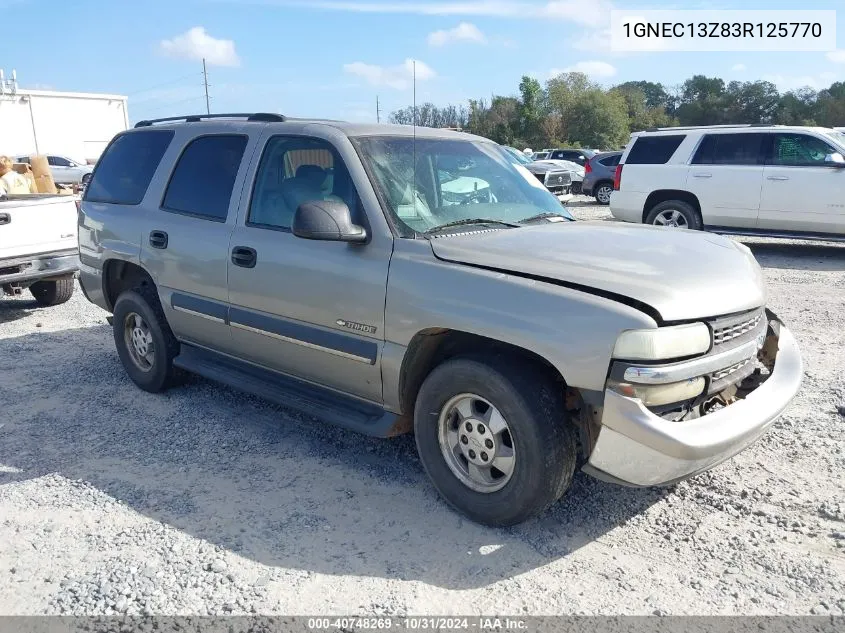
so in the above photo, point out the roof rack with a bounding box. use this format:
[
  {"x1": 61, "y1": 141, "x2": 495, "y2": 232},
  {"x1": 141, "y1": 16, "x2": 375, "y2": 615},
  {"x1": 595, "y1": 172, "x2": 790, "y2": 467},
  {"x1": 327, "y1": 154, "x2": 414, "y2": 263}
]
[
  {"x1": 134, "y1": 112, "x2": 286, "y2": 128},
  {"x1": 644, "y1": 124, "x2": 779, "y2": 132}
]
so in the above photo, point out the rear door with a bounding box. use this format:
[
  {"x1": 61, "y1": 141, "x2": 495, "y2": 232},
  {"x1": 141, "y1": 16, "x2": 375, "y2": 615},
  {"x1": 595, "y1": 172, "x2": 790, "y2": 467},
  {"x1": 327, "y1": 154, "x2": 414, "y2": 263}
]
[
  {"x1": 0, "y1": 196, "x2": 77, "y2": 261},
  {"x1": 758, "y1": 132, "x2": 845, "y2": 234},
  {"x1": 226, "y1": 128, "x2": 391, "y2": 403},
  {"x1": 139, "y1": 126, "x2": 259, "y2": 354},
  {"x1": 686, "y1": 132, "x2": 765, "y2": 228}
]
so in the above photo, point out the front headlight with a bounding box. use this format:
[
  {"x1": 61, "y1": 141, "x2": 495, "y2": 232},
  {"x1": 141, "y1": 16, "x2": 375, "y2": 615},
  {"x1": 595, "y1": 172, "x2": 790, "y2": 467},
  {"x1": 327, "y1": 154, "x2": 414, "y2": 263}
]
[{"x1": 613, "y1": 323, "x2": 710, "y2": 361}]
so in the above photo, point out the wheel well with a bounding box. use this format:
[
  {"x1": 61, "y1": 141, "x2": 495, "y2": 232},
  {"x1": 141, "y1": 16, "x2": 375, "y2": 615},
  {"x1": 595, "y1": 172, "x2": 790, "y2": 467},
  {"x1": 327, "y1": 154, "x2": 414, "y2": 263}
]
[
  {"x1": 399, "y1": 329, "x2": 567, "y2": 417},
  {"x1": 103, "y1": 260, "x2": 155, "y2": 311},
  {"x1": 642, "y1": 190, "x2": 701, "y2": 223}
]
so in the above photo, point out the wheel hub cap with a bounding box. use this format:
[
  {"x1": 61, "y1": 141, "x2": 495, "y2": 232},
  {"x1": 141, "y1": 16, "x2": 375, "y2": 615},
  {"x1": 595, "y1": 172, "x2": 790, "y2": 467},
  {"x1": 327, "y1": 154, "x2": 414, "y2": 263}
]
[
  {"x1": 655, "y1": 209, "x2": 687, "y2": 228},
  {"x1": 124, "y1": 312, "x2": 155, "y2": 372},
  {"x1": 438, "y1": 393, "x2": 516, "y2": 493}
]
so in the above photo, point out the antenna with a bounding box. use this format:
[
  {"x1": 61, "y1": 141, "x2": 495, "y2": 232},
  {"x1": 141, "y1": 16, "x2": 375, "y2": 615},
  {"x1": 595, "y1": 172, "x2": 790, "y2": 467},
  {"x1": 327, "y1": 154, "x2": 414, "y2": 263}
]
[
  {"x1": 202, "y1": 58, "x2": 210, "y2": 115},
  {"x1": 376, "y1": 94, "x2": 381, "y2": 123}
]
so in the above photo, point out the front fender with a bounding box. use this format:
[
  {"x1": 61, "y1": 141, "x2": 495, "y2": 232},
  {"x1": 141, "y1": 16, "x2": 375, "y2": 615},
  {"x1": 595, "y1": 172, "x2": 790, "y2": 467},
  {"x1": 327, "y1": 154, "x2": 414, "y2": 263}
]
[{"x1": 383, "y1": 240, "x2": 657, "y2": 411}]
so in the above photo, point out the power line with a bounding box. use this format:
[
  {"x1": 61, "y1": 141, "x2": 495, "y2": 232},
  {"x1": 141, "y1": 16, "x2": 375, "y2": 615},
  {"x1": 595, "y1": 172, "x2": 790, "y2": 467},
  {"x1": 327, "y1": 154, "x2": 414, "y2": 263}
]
[{"x1": 126, "y1": 73, "x2": 201, "y2": 97}]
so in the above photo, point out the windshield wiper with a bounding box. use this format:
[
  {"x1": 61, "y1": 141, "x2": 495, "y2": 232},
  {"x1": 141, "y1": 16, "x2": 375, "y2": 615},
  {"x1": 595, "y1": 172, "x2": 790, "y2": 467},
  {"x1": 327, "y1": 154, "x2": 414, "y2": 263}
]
[
  {"x1": 423, "y1": 218, "x2": 520, "y2": 235},
  {"x1": 518, "y1": 211, "x2": 574, "y2": 224}
]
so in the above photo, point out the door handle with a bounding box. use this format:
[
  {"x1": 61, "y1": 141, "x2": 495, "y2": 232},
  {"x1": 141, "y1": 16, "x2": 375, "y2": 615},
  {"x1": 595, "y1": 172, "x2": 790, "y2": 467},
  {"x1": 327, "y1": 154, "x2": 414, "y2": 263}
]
[
  {"x1": 767, "y1": 176, "x2": 789, "y2": 181},
  {"x1": 149, "y1": 230, "x2": 168, "y2": 249},
  {"x1": 231, "y1": 246, "x2": 257, "y2": 268},
  {"x1": 692, "y1": 173, "x2": 712, "y2": 178},
  {"x1": 0, "y1": 213, "x2": 10, "y2": 226}
]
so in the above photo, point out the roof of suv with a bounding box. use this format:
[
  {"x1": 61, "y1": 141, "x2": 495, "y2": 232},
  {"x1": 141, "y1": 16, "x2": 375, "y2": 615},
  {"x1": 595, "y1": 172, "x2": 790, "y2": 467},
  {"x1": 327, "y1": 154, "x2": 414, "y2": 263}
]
[
  {"x1": 634, "y1": 124, "x2": 840, "y2": 136},
  {"x1": 131, "y1": 112, "x2": 489, "y2": 142}
]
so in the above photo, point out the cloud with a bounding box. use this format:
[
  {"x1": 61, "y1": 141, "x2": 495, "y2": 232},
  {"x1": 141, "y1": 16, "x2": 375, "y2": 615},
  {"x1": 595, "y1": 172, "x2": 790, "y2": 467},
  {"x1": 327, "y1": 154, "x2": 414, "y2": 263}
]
[
  {"x1": 428, "y1": 22, "x2": 485, "y2": 46},
  {"x1": 827, "y1": 50, "x2": 845, "y2": 64},
  {"x1": 763, "y1": 72, "x2": 836, "y2": 92},
  {"x1": 160, "y1": 27, "x2": 240, "y2": 67},
  {"x1": 557, "y1": 60, "x2": 617, "y2": 78},
  {"x1": 343, "y1": 58, "x2": 436, "y2": 90},
  {"x1": 731, "y1": 63, "x2": 746, "y2": 72},
  {"x1": 239, "y1": 0, "x2": 612, "y2": 25}
]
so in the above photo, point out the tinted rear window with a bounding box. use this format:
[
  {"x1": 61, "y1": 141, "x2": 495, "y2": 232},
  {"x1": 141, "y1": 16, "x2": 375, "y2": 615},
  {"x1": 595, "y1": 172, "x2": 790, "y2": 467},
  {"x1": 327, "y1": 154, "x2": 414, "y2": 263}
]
[
  {"x1": 626, "y1": 135, "x2": 686, "y2": 165},
  {"x1": 692, "y1": 133, "x2": 764, "y2": 165},
  {"x1": 598, "y1": 154, "x2": 621, "y2": 167},
  {"x1": 162, "y1": 135, "x2": 248, "y2": 221},
  {"x1": 85, "y1": 130, "x2": 173, "y2": 205}
]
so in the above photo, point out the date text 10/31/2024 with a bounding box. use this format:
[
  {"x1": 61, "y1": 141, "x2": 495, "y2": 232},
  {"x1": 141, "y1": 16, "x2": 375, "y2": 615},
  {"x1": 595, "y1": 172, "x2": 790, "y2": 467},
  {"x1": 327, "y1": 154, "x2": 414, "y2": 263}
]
[{"x1": 307, "y1": 617, "x2": 528, "y2": 631}]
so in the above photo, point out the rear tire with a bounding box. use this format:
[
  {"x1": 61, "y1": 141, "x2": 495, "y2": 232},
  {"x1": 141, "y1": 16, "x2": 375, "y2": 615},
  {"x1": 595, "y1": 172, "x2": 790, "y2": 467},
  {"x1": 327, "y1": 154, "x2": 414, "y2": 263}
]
[
  {"x1": 594, "y1": 182, "x2": 613, "y2": 205},
  {"x1": 30, "y1": 276, "x2": 75, "y2": 306},
  {"x1": 414, "y1": 356, "x2": 577, "y2": 527},
  {"x1": 112, "y1": 285, "x2": 181, "y2": 393},
  {"x1": 645, "y1": 200, "x2": 702, "y2": 230}
]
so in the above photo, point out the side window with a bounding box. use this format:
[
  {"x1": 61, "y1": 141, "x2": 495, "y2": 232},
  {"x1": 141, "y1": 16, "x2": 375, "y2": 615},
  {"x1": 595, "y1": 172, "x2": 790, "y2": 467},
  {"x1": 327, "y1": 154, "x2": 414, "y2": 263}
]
[
  {"x1": 162, "y1": 135, "x2": 248, "y2": 221},
  {"x1": 692, "y1": 134, "x2": 764, "y2": 166},
  {"x1": 249, "y1": 136, "x2": 359, "y2": 230},
  {"x1": 599, "y1": 155, "x2": 620, "y2": 167},
  {"x1": 84, "y1": 130, "x2": 174, "y2": 205},
  {"x1": 49, "y1": 156, "x2": 71, "y2": 167},
  {"x1": 768, "y1": 133, "x2": 837, "y2": 167},
  {"x1": 550, "y1": 151, "x2": 564, "y2": 160},
  {"x1": 626, "y1": 135, "x2": 686, "y2": 165}
]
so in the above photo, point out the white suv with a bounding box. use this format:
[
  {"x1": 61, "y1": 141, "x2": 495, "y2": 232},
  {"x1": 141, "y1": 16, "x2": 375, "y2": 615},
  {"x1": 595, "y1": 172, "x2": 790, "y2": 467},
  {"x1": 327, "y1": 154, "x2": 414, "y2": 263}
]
[{"x1": 610, "y1": 125, "x2": 845, "y2": 240}]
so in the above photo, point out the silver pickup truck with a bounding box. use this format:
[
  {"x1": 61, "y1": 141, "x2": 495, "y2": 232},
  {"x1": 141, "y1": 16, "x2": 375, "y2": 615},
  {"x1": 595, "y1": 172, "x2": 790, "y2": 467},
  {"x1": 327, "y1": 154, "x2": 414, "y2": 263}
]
[{"x1": 78, "y1": 113, "x2": 802, "y2": 526}]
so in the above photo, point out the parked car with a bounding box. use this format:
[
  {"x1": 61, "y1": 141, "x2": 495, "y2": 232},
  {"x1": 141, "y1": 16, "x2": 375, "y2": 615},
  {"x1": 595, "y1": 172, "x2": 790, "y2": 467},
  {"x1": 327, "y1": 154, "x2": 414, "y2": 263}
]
[
  {"x1": 15, "y1": 154, "x2": 95, "y2": 186},
  {"x1": 582, "y1": 151, "x2": 622, "y2": 204},
  {"x1": 503, "y1": 146, "x2": 573, "y2": 201},
  {"x1": 0, "y1": 193, "x2": 79, "y2": 305},
  {"x1": 610, "y1": 125, "x2": 845, "y2": 240},
  {"x1": 78, "y1": 113, "x2": 801, "y2": 527},
  {"x1": 546, "y1": 148, "x2": 597, "y2": 166}
]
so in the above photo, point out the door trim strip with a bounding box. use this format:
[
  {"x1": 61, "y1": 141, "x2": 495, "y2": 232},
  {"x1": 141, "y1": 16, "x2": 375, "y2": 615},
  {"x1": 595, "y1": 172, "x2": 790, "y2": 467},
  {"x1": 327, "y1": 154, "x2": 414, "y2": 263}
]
[{"x1": 229, "y1": 306, "x2": 378, "y2": 365}]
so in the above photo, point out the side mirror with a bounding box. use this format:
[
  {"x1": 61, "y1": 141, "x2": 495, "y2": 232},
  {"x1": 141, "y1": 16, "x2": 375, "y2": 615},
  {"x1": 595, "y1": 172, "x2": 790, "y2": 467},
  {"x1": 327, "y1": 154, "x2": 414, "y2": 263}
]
[
  {"x1": 292, "y1": 200, "x2": 367, "y2": 243},
  {"x1": 824, "y1": 152, "x2": 845, "y2": 166}
]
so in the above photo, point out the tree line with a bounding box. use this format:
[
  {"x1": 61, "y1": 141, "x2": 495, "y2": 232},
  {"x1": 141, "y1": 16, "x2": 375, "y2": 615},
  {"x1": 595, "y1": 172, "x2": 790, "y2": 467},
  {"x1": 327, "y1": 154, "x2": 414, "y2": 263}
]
[{"x1": 389, "y1": 73, "x2": 845, "y2": 150}]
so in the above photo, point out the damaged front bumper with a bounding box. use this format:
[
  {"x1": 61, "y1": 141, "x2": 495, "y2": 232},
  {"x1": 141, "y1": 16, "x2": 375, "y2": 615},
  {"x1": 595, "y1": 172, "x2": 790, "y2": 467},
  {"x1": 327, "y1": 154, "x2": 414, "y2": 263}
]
[{"x1": 583, "y1": 312, "x2": 802, "y2": 487}]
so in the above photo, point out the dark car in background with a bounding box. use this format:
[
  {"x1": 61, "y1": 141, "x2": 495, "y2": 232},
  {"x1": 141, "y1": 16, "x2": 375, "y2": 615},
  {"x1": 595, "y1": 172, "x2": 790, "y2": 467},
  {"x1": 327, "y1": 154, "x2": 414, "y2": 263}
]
[{"x1": 582, "y1": 151, "x2": 622, "y2": 205}]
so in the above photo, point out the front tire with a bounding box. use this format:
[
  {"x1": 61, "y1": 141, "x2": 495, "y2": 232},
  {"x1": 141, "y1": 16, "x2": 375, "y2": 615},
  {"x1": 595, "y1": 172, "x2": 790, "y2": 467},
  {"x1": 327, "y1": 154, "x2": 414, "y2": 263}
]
[
  {"x1": 30, "y1": 276, "x2": 75, "y2": 306},
  {"x1": 414, "y1": 356, "x2": 577, "y2": 527},
  {"x1": 112, "y1": 285, "x2": 181, "y2": 393},
  {"x1": 645, "y1": 200, "x2": 702, "y2": 230}
]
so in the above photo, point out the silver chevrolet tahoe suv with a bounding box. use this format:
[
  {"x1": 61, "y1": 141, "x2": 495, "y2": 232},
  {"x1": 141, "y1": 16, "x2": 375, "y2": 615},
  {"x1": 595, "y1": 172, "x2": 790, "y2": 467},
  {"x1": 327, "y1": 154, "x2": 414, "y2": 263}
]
[{"x1": 78, "y1": 113, "x2": 803, "y2": 527}]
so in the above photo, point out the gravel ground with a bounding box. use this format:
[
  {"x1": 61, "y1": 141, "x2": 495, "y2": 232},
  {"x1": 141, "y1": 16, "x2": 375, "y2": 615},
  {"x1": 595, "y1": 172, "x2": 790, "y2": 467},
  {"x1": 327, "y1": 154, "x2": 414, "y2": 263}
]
[{"x1": 1, "y1": 197, "x2": 843, "y2": 616}]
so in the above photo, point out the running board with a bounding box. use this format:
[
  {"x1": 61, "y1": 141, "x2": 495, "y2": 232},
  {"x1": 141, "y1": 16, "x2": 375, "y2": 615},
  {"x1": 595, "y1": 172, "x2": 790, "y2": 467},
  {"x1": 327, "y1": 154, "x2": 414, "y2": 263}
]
[
  {"x1": 706, "y1": 226, "x2": 845, "y2": 243},
  {"x1": 173, "y1": 344, "x2": 402, "y2": 437}
]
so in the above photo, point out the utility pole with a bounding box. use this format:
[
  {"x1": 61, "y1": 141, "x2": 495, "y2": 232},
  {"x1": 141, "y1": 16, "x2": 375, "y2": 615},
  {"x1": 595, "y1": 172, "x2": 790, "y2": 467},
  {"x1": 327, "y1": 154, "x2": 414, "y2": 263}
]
[
  {"x1": 202, "y1": 58, "x2": 210, "y2": 115},
  {"x1": 376, "y1": 95, "x2": 381, "y2": 123}
]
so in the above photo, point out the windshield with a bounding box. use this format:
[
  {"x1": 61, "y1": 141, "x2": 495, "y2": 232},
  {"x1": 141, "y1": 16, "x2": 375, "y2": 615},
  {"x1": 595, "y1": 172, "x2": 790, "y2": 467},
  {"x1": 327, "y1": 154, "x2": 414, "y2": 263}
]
[
  {"x1": 355, "y1": 136, "x2": 573, "y2": 235},
  {"x1": 822, "y1": 129, "x2": 845, "y2": 149},
  {"x1": 503, "y1": 146, "x2": 532, "y2": 165}
]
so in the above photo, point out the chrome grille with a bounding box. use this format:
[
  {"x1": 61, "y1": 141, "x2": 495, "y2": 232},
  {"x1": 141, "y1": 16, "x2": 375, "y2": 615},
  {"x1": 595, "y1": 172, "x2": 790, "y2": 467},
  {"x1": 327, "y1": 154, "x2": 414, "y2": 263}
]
[
  {"x1": 712, "y1": 358, "x2": 752, "y2": 381},
  {"x1": 713, "y1": 313, "x2": 762, "y2": 346},
  {"x1": 544, "y1": 171, "x2": 572, "y2": 187}
]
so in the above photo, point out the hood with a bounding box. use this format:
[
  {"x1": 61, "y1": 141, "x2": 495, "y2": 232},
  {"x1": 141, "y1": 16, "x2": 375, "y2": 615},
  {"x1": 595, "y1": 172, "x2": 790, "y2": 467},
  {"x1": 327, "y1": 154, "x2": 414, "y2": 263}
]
[
  {"x1": 428, "y1": 222, "x2": 766, "y2": 322},
  {"x1": 526, "y1": 161, "x2": 566, "y2": 174}
]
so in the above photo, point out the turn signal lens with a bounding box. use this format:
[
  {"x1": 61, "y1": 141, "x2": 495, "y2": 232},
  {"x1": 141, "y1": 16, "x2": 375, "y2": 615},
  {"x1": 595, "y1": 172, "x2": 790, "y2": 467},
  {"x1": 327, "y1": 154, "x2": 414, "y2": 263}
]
[{"x1": 610, "y1": 377, "x2": 706, "y2": 407}]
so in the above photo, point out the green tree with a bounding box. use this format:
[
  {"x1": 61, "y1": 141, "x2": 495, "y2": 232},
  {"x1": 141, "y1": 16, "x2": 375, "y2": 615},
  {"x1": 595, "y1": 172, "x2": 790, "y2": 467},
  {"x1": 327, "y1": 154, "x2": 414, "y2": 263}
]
[
  {"x1": 568, "y1": 89, "x2": 630, "y2": 149},
  {"x1": 724, "y1": 81, "x2": 780, "y2": 124},
  {"x1": 518, "y1": 75, "x2": 544, "y2": 146},
  {"x1": 676, "y1": 75, "x2": 727, "y2": 125}
]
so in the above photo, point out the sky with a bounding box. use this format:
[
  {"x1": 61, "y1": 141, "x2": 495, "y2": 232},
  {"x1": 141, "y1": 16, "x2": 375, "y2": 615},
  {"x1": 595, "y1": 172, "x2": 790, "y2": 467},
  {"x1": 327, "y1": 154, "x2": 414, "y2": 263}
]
[{"x1": 2, "y1": 0, "x2": 844, "y2": 124}]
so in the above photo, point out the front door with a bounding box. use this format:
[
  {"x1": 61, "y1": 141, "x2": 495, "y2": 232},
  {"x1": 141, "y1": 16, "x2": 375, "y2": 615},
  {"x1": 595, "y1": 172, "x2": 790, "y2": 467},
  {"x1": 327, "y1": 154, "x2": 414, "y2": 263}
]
[
  {"x1": 758, "y1": 132, "x2": 845, "y2": 234},
  {"x1": 226, "y1": 133, "x2": 391, "y2": 403}
]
